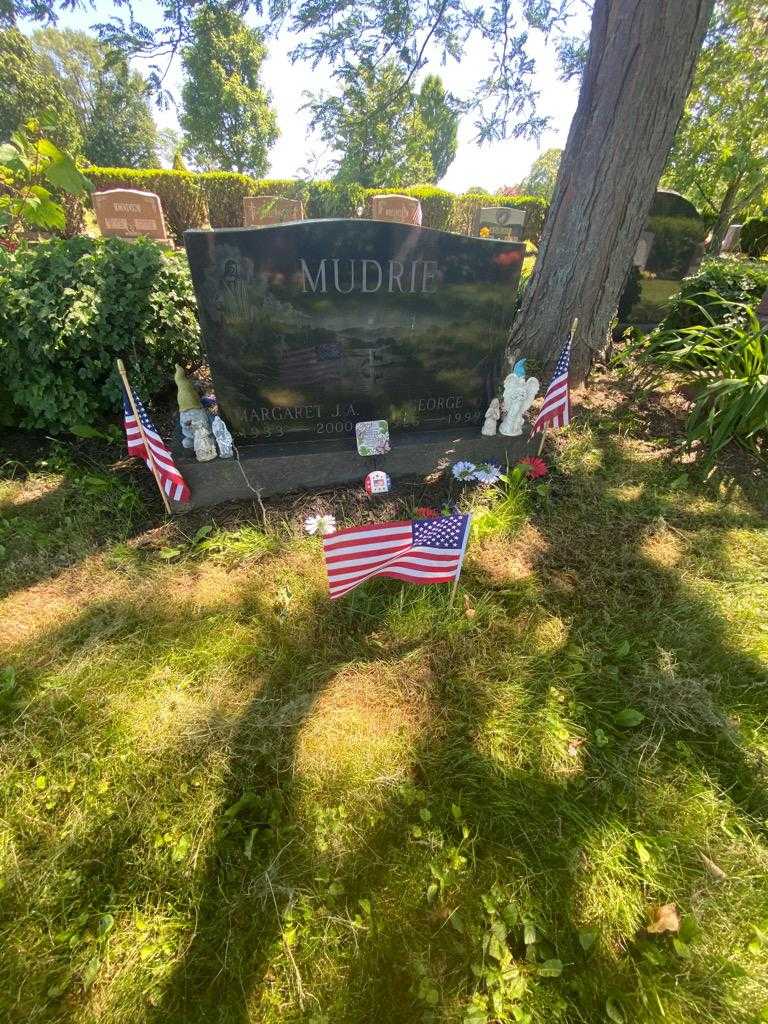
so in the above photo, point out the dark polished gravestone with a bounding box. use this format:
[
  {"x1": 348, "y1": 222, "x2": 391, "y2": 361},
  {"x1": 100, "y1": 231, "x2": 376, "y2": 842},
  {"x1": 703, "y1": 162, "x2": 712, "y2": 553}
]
[
  {"x1": 185, "y1": 219, "x2": 525, "y2": 441},
  {"x1": 179, "y1": 219, "x2": 532, "y2": 508}
]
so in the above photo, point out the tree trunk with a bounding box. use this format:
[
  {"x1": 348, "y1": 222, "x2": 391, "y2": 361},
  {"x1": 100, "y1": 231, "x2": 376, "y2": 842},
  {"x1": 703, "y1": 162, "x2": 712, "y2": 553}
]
[
  {"x1": 706, "y1": 175, "x2": 742, "y2": 255},
  {"x1": 509, "y1": 0, "x2": 714, "y2": 379}
]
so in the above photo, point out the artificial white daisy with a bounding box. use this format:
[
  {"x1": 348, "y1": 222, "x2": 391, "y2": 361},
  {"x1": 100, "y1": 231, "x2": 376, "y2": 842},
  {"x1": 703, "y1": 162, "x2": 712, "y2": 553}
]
[
  {"x1": 473, "y1": 461, "x2": 502, "y2": 485},
  {"x1": 452, "y1": 460, "x2": 477, "y2": 482},
  {"x1": 304, "y1": 513, "x2": 337, "y2": 536}
]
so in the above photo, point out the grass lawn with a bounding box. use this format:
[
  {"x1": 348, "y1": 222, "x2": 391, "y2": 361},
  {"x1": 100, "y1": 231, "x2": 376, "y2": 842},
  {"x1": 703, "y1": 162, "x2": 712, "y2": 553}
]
[
  {"x1": 640, "y1": 279, "x2": 681, "y2": 306},
  {"x1": 1, "y1": 378, "x2": 767, "y2": 1024}
]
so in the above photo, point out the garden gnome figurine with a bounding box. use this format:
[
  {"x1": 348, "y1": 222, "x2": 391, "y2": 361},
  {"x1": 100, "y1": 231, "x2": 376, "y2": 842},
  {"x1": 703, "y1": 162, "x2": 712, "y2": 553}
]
[
  {"x1": 175, "y1": 364, "x2": 205, "y2": 447},
  {"x1": 499, "y1": 359, "x2": 540, "y2": 437},
  {"x1": 481, "y1": 397, "x2": 502, "y2": 436},
  {"x1": 175, "y1": 364, "x2": 216, "y2": 460},
  {"x1": 211, "y1": 415, "x2": 234, "y2": 458}
]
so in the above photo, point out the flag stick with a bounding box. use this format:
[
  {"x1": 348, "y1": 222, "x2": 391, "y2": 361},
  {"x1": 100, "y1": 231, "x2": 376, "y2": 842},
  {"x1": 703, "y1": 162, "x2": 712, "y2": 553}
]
[
  {"x1": 117, "y1": 358, "x2": 173, "y2": 514},
  {"x1": 534, "y1": 317, "x2": 579, "y2": 459},
  {"x1": 449, "y1": 514, "x2": 472, "y2": 608}
]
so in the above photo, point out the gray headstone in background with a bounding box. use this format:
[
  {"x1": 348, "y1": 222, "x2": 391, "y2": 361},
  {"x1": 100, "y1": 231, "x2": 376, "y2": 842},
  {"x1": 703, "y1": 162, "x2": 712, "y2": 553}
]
[
  {"x1": 757, "y1": 286, "x2": 768, "y2": 328},
  {"x1": 243, "y1": 196, "x2": 305, "y2": 226},
  {"x1": 93, "y1": 189, "x2": 170, "y2": 243},
  {"x1": 370, "y1": 195, "x2": 423, "y2": 226},
  {"x1": 475, "y1": 207, "x2": 526, "y2": 241},
  {"x1": 633, "y1": 230, "x2": 655, "y2": 269},
  {"x1": 720, "y1": 223, "x2": 742, "y2": 253}
]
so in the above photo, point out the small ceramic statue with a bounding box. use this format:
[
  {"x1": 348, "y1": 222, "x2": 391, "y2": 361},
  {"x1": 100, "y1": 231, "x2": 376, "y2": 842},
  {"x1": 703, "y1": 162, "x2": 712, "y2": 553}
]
[
  {"x1": 175, "y1": 364, "x2": 216, "y2": 461},
  {"x1": 211, "y1": 414, "x2": 234, "y2": 458},
  {"x1": 498, "y1": 358, "x2": 540, "y2": 437},
  {"x1": 193, "y1": 426, "x2": 218, "y2": 462},
  {"x1": 481, "y1": 397, "x2": 502, "y2": 436}
]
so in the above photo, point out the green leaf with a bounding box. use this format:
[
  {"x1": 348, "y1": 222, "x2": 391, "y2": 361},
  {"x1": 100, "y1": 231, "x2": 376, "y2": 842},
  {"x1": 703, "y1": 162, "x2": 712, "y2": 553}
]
[
  {"x1": 538, "y1": 958, "x2": 563, "y2": 977},
  {"x1": 672, "y1": 937, "x2": 691, "y2": 958},
  {"x1": 34, "y1": 774, "x2": 47, "y2": 790},
  {"x1": 42, "y1": 150, "x2": 93, "y2": 195},
  {"x1": 606, "y1": 997, "x2": 625, "y2": 1022},
  {"x1": 578, "y1": 928, "x2": 597, "y2": 952},
  {"x1": 634, "y1": 838, "x2": 652, "y2": 865},
  {"x1": 0, "y1": 143, "x2": 19, "y2": 165},
  {"x1": 615, "y1": 639, "x2": 631, "y2": 658},
  {"x1": 614, "y1": 708, "x2": 645, "y2": 728}
]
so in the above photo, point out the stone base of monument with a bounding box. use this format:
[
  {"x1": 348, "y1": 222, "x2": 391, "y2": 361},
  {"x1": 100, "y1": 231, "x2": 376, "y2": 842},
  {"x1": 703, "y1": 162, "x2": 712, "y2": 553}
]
[{"x1": 170, "y1": 429, "x2": 534, "y2": 511}]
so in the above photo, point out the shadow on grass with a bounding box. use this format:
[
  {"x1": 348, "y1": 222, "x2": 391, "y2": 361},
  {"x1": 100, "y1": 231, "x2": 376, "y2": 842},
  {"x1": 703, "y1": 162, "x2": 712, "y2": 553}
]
[{"x1": 3, "y1": 427, "x2": 767, "y2": 1024}]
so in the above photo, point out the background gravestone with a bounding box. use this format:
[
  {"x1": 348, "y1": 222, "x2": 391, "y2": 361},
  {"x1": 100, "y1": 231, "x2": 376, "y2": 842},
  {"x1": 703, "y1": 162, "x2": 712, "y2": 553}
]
[
  {"x1": 720, "y1": 223, "x2": 742, "y2": 253},
  {"x1": 474, "y1": 207, "x2": 526, "y2": 242},
  {"x1": 243, "y1": 196, "x2": 305, "y2": 226},
  {"x1": 92, "y1": 189, "x2": 170, "y2": 243},
  {"x1": 370, "y1": 195, "x2": 423, "y2": 226},
  {"x1": 633, "y1": 230, "x2": 655, "y2": 269},
  {"x1": 184, "y1": 219, "x2": 525, "y2": 443}
]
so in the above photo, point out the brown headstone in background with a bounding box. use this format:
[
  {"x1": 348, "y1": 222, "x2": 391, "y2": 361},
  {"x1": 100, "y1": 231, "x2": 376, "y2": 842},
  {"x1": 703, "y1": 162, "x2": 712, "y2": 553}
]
[
  {"x1": 243, "y1": 196, "x2": 305, "y2": 226},
  {"x1": 92, "y1": 189, "x2": 169, "y2": 242},
  {"x1": 370, "y1": 194, "x2": 422, "y2": 226}
]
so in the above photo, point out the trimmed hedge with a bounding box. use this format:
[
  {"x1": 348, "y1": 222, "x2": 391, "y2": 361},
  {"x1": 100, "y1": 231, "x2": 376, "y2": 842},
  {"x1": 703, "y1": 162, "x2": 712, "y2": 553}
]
[
  {"x1": 646, "y1": 215, "x2": 707, "y2": 278},
  {"x1": 740, "y1": 217, "x2": 768, "y2": 258},
  {"x1": 84, "y1": 167, "x2": 551, "y2": 242},
  {"x1": 0, "y1": 237, "x2": 201, "y2": 431},
  {"x1": 657, "y1": 256, "x2": 768, "y2": 332},
  {"x1": 86, "y1": 167, "x2": 208, "y2": 242}
]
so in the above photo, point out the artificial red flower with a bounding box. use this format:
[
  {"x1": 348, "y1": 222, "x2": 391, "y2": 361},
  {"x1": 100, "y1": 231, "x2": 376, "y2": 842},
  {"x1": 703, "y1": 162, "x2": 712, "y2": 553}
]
[
  {"x1": 416, "y1": 506, "x2": 439, "y2": 518},
  {"x1": 518, "y1": 456, "x2": 548, "y2": 479}
]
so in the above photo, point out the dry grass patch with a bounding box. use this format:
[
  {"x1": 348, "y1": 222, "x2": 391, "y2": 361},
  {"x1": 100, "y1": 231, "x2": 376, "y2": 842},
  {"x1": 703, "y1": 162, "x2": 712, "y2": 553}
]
[
  {"x1": 295, "y1": 657, "x2": 437, "y2": 790},
  {"x1": 471, "y1": 524, "x2": 549, "y2": 584}
]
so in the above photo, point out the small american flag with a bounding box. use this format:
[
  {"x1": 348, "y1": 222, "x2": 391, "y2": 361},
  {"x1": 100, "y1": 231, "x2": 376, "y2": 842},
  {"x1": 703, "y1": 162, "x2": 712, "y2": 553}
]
[
  {"x1": 531, "y1": 337, "x2": 572, "y2": 434},
  {"x1": 323, "y1": 514, "x2": 471, "y2": 600},
  {"x1": 123, "y1": 383, "x2": 191, "y2": 503}
]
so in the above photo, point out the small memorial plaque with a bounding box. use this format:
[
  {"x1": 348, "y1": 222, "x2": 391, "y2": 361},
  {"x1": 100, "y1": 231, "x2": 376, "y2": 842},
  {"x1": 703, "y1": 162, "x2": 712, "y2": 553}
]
[
  {"x1": 243, "y1": 196, "x2": 305, "y2": 227},
  {"x1": 365, "y1": 470, "x2": 391, "y2": 494},
  {"x1": 356, "y1": 420, "x2": 391, "y2": 456},
  {"x1": 371, "y1": 195, "x2": 422, "y2": 226},
  {"x1": 184, "y1": 218, "x2": 525, "y2": 442},
  {"x1": 92, "y1": 189, "x2": 169, "y2": 241}
]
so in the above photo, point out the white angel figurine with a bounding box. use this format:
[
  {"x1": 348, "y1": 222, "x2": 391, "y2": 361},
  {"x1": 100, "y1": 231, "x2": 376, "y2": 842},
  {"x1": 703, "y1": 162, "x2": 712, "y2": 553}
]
[
  {"x1": 498, "y1": 359, "x2": 540, "y2": 436},
  {"x1": 481, "y1": 397, "x2": 502, "y2": 436}
]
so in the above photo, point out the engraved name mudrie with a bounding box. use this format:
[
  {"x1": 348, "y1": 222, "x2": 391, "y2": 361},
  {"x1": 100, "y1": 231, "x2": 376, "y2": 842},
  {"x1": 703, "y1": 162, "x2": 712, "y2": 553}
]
[{"x1": 299, "y1": 258, "x2": 438, "y2": 295}]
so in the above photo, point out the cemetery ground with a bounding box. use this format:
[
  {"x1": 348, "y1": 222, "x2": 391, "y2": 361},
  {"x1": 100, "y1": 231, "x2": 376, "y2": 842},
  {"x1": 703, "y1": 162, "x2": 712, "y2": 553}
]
[{"x1": 1, "y1": 372, "x2": 767, "y2": 1024}]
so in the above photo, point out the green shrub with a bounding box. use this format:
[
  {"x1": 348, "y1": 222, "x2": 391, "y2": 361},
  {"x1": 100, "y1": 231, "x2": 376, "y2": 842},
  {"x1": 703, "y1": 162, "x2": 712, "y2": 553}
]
[
  {"x1": 449, "y1": 192, "x2": 548, "y2": 242},
  {"x1": 740, "y1": 217, "x2": 768, "y2": 258},
  {"x1": 86, "y1": 167, "x2": 208, "y2": 242},
  {"x1": 307, "y1": 180, "x2": 365, "y2": 219},
  {"x1": 0, "y1": 237, "x2": 201, "y2": 432},
  {"x1": 198, "y1": 171, "x2": 258, "y2": 228},
  {"x1": 658, "y1": 257, "x2": 768, "y2": 331},
  {"x1": 645, "y1": 297, "x2": 767, "y2": 464},
  {"x1": 363, "y1": 185, "x2": 456, "y2": 230},
  {"x1": 645, "y1": 215, "x2": 707, "y2": 277}
]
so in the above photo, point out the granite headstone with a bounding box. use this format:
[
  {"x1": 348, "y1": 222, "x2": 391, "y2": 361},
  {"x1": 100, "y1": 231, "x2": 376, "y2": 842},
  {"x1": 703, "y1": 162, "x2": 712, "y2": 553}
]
[
  {"x1": 93, "y1": 188, "x2": 169, "y2": 242},
  {"x1": 184, "y1": 219, "x2": 525, "y2": 442},
  {"x1": 475, "y1": 207, "x2": 526, "y2": 242},
  {"x1": 370, "y1": 195, "x2": 423, "y2": 226}
]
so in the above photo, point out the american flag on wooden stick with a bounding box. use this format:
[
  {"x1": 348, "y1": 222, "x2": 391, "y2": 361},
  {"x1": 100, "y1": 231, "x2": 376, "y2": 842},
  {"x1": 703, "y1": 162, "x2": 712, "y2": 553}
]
[
  {"x1": 530, "y1": 336, "x2": 572, "y2": 434},
  {"x1": 122, "y1": 383, "x2": 191, "y2": 503},
  {"x1": 323, "y1": 514, "x2": 471, "y2": 600}
]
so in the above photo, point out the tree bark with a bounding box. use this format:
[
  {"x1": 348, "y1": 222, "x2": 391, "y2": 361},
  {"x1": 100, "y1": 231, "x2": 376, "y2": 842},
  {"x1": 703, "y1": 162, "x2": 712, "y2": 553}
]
[{"x1": 509, "y1": 0, "x2": 714, "y2": 379}]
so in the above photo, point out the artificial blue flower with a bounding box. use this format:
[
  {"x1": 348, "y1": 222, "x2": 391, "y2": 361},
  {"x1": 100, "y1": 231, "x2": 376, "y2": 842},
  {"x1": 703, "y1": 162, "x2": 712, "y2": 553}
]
[{"x1": 452, "y1": 460, "x2": 477, "y2": 482}]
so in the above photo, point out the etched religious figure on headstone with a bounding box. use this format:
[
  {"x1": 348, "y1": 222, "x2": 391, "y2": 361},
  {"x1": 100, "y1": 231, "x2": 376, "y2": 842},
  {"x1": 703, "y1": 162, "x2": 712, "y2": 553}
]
[
  {"x1": 243, "y1": 196, "x2": 305, "y2": 227},
  {"x1": 370, "y1": 195, "x2": 423, "y2": 226},
  {"x1": 92, "y1": 189, "x2": 169, "y2": 242},
  {"x1": 475, "y1": 207, "x2": 526, "y2": 242}
]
